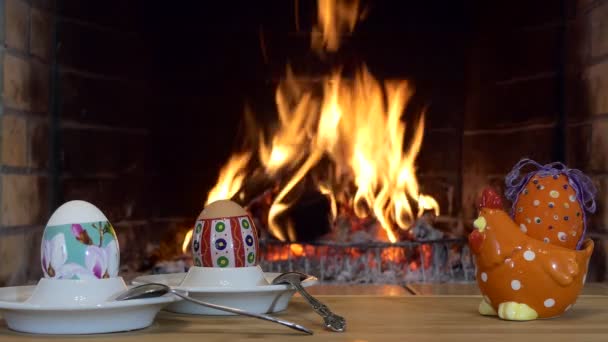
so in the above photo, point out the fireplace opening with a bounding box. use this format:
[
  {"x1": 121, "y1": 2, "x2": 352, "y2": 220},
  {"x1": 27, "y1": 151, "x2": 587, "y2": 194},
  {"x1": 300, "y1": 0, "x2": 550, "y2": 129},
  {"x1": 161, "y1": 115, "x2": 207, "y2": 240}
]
[{"x1": 1, "y1": 0, "x2": 607, "y2": 286}]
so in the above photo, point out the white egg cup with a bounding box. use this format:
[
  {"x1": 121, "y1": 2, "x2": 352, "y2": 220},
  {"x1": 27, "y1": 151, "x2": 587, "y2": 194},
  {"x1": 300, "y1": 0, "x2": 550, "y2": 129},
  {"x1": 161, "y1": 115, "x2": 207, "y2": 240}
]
[
  {"x1": 26, "y1": 277, "x2": 128, "y2": 306},
  {"x1": 178, "y1": 265, "x2": 269, "y2": 288}
]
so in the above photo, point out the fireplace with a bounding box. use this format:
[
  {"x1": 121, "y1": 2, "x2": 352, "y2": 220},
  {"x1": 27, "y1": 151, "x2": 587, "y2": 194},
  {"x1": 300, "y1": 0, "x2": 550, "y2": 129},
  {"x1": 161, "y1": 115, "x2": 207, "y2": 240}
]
[{"x1": 1, "y1": 0, "x2": 607, "y2": 286}]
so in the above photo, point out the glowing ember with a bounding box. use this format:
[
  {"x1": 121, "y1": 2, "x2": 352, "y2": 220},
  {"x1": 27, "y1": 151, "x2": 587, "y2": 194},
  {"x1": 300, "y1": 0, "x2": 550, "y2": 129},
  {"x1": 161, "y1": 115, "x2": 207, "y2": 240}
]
[
  {"x1": 196, "y1": 0, "x2": 440, "y2": 245},
  {"x1": 290, "y1": 243, "x2": 305, "y2": 257}
]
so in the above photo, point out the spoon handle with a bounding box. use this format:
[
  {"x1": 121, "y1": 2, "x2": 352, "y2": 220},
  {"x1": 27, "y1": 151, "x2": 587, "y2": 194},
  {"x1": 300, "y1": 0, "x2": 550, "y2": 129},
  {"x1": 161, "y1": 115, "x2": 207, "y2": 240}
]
[
  {"x1": 169, "y1": 290, "x2": 313, "y2": 335},
  {"x1": 290, "y1": 282, "x2": 346, "y2": 332}
]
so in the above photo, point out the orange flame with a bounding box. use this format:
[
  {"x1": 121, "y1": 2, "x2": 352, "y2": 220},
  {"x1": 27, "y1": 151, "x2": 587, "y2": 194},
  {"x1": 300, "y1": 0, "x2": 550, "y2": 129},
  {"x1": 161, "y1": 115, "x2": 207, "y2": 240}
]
[
  {"x1": 199, "y1": 0, "x2": 439, "y2": 244},
  {"x1": 182, "y1": 229, "x2": 193, "y2": 254},
  {"x1": 259, "y1": 66, "x2": 438, "y2": 242},
  {"x1": 311, "y1": 0, "x2": 360, "y2": 53},
  {"x1": 206, "y1": 152, "x2": 251, "y2": 205}
]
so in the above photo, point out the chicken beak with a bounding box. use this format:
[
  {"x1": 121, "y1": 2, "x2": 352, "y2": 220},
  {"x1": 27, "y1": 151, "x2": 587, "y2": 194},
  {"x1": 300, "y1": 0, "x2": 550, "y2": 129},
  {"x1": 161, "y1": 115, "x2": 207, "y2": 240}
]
[
  {"x1": 468, "y1": 216, "x2": 486, "y2": 253},
  {"x1": 473, "y1": 216, "x2": 487, "y2": 232}
]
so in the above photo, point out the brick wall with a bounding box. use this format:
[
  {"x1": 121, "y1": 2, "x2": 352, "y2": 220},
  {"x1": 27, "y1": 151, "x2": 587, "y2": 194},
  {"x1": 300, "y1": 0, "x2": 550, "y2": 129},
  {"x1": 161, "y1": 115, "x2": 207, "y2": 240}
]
[
  {"x1": 53, "y1": 0, "x2": 165, "y2": 277},
  {"x1": 462, "y1": 1, "x2": 574, "y2": 220},
  {"x1": 580, "y1": 0, "x2": 608, "y2": 280},
  {"x1": 583, "y1": 1, "x2": 608, "y2": 234},
  {"x1": 0, "y1": 0, "x2": 165, "y2": 285},
  {"x1": 0, "y1": 0, "x2": 53, "y2": 285}
]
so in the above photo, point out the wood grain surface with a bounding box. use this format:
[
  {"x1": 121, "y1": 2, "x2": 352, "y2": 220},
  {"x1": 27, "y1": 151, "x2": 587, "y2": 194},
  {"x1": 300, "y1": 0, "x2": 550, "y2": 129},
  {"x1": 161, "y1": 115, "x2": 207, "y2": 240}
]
[
  {"x1": 407, "y1": 282, "x2": 608, "y2": 296},
  {"x1": 1, "y1": 294, "x2": 608, "y2": 341}
]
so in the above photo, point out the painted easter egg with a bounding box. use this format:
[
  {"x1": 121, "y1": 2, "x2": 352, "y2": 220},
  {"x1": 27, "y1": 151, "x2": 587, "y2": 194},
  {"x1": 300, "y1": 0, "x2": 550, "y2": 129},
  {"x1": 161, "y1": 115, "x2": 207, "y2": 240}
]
[
  {"x1": 191, "y1": 200, "x2": 259, "y2": 268},
  {"x1": 41, "y1": 200, "x2": 120, "y2": 279},
  {"x1": 513, "y1": 174, "x2": 584, "y2": 249},
  {"x1": 506, "y1": 159, "x2": 597, "y2": 250}
]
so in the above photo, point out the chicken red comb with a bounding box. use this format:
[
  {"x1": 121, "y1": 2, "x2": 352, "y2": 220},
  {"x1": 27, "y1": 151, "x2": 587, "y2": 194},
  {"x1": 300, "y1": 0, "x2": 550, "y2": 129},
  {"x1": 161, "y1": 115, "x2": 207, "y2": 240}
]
[{"x1": 478, "y1": 187, "x2": 503, "y2": 209}]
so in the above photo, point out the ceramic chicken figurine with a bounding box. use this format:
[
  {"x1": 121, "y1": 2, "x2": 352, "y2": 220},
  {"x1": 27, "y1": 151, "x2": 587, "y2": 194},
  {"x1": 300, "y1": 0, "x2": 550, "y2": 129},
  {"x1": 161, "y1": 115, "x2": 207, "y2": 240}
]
[{"x1": 469, "y1": 188, "x2": 594, "y2": 320}]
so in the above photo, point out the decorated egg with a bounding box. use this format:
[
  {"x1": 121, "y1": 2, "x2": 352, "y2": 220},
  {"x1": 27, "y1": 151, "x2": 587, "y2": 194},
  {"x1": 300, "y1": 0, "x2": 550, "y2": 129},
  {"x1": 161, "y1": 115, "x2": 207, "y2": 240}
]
[
  {"x1": 191, "y1": 200, "x2": 259, "y2": 268},
  {"x1": 41, "y1": 200, "x2": 120, "y2": 279},
  {"x1": 506, "y1": 159, "x2": 597, "y2": 250}
]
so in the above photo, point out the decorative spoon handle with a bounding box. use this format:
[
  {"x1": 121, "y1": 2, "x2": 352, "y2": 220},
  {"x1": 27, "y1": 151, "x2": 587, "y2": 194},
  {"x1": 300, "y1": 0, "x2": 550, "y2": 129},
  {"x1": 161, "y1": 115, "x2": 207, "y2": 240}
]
[
  {"x1": 290, "y1": 282, "x2": 346, "y2": 332},
  {"x1": 169, "y1": 290, "x2": 313, "y2": 335}
]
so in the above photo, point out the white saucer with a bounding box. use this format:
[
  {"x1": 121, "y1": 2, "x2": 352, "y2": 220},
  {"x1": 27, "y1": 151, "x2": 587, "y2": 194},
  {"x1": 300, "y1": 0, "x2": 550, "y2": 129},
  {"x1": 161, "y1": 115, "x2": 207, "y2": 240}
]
[
  {"x1": 0, "y1": 285, "x2": 178, "y2": 334},
  {"x1": 132, "y1": 272, "x2": 318, "y2": 315}
]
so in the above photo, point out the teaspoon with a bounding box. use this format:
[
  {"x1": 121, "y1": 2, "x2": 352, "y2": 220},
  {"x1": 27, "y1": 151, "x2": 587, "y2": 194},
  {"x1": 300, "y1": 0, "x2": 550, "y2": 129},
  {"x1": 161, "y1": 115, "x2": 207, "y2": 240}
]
[{"x1": 113, "y1": 283, "x2": 313, "y2": 335}]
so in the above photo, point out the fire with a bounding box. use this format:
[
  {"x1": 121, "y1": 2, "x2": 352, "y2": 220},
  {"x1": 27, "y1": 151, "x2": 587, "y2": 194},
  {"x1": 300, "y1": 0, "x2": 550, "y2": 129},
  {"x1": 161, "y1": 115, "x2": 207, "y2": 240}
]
[
  {"x1": 312, "y1": 0, "x2": 361, "y2": 53},
  {"x1": 290, "y1": 243, "x2": 305, "y2": 257},
  {"x1": 182, "y1": 229, "x2": 193, "y2": 254},
  {"x1": 199, "y1": 0, "x2": 439, "y2": 244},
  {"x1": 206, "y1": 152, "x2": 251, "y2": 205}
]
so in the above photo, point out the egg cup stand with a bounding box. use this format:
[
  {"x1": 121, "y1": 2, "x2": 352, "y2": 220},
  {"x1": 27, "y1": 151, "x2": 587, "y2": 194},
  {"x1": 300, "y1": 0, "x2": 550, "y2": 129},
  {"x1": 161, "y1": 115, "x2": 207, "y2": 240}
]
[
  {"x1": 0, "y1": 277, "x2": 177, "y2": 334},
  {"x1": 132, "y1": 267, "x2": 319, "y2": 316}
]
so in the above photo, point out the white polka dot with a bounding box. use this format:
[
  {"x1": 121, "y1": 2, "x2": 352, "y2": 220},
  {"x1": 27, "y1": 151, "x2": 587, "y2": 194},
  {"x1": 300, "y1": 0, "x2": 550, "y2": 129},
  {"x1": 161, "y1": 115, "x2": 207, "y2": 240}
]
[
  {"x1": 569, "y1": 195, "x2": 576, "y2": 202},
  {"x1": 520, "y1": 224, "x2": 527, "y2": 233},
  {"x1": 544, "y1": 298, "x2": 555, "y2": 308},
  {"x1": 523, "y1": 250, "x2": 536, "y2": 261},
  {"x1": 544, "y1": 237, "x2": 550, "y2": 243},
  {"x1": 511, "y1": 280, "x2": 521, "y2": 291},
  {"x1": 558, "y1": 232, "x2": 567, "y2": 241},
  {"x1": 553, "y1": 214, "x2": 559, "y2": 220},
  {"x1": 564, "y1": 203, "x2": 570, "y2": 209},
  {"x1": 550, "y1": 190, "x2": 560, "y2": 198},
  {"x1": 481, "y1": 272, "x2": 488, "y2": 282},
  {"x1": 571, "y1": 231, "x2": 577, "y2": 236},
  {"x1": 533, "y1": 200, "x2": 540, "y2": 206}
]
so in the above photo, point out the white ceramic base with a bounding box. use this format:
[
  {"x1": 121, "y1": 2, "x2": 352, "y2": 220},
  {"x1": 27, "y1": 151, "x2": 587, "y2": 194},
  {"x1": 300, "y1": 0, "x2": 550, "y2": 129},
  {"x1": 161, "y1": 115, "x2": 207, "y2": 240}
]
[
  {"x1": 0, "y1": 285, "x2": 177, "y2": 334},
  {"x1": 180, "y1": 266, "x2": 269, "y2": 288},
  {"x1": 27, "y1": 277, "x2": 128, "y2": 306},
  {"x1": 132, "y1": 272, "x2": 318, "y2": 316}
]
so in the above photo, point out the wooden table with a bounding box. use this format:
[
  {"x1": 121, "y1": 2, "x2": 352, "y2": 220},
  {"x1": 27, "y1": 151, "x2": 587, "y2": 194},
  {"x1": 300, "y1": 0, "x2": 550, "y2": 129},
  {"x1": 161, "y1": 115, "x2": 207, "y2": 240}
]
[{"x1": 1, "y1": 284, "x2": 608, "y2": 341}]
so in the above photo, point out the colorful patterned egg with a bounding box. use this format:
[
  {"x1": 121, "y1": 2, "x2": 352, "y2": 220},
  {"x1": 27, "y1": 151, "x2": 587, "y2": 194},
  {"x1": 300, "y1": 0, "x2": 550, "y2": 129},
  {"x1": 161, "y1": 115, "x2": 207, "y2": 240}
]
[
  {"x1": 191, "y1": 200, "x2": 259, "y2": 267},
  {"x1": 512, "y1": 174, "x2": 583, "y2": 249},
  {"x1": 506, "y1": 159, "x2": 597, "y2": 250}
]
